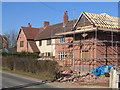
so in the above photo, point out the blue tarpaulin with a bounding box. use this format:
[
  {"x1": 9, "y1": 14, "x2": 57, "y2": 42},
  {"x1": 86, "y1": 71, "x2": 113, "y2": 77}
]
[{"x1": 92, "y1": 65, "x2": 115, "y2": 76}]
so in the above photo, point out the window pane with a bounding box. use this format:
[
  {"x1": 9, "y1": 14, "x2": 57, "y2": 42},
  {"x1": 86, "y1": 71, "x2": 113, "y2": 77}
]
[
  {"x1": 47, "y1": 39, "x2": 51, "y2": 45},
  {"x1": 60, "y1": 37, "x2": 65, "y2": 43},
  {"x1": 81, "y1": 50, "x2": 89, "y2": 59},
  {"x1": 39, "y1": 41, "x2": 42, "y2": 46},
  {"x1": 20, "y1": 41, "x2": 24, "y2": 47},
  {"x1": 58, "y1": 52, "x2": 66, "y2": 60}
]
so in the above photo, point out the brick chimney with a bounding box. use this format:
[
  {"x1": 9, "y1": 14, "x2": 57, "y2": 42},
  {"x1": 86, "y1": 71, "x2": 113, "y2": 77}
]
[
  {"x1": 27, "y1": 23, "x2": 32, "y2": 27},
  {"x1": 63, "y1": 11, "x2": 68, "y2": 27},
  {"x1": 44, "y1": 21, "x2": 50, "y2": 27}
]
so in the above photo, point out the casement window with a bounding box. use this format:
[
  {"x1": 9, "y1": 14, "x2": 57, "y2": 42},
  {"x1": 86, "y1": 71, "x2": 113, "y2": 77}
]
[
  {"x1": 60, "y1": 37, "x2": 65, "y2": 43},
  {"x1": 58, "y1": 52, "x2": 66, "y2": 60},
  {"x1": 20, "y1": 41, "x2": 24, "y2": 47},
  {"x1": 39, "y1": 40, "x2": 42, "y2": 46},
  {"x1": 50, "y1": 52, "x2": 53, "y2": 56},
  {"x1": 81, "y1": 50, "x2": 89, "y2": 59},
  {"x1": 48, "y1": 52, "x2": 50, "y2": 56},
  {"x1": 44, "y1": 52, "x2": 51, "y2": 56},
  {"x1": 41, "y1": 52, "x2": 53, "y2": 57},
  {"x1": 47, "y1": 39, "x2": 51, "y2": 45},
  {"x1": 47, "y1": 52, "x2": 53, "y2": 56}
]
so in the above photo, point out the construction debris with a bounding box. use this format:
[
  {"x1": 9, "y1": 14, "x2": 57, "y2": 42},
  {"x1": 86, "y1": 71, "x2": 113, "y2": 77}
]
[{"x1": 55, "y1": 70, "x2": 109, "y2": 86}]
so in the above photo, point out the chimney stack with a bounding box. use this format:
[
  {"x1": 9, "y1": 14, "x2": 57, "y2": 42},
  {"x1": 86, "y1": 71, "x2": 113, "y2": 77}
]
[
  {"x1": 28, "y1": 23, "x2": 32, "y2": 27},
  {"x1": 63, "y1": 11, "x2": 68, "y2": 27},
  {"x1": 44, "y1": 21, "x2": 50, "y2": 27}
]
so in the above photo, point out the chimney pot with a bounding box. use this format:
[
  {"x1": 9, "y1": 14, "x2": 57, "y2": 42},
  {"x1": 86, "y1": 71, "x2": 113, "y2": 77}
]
[
  {"x1": 44, "y1": 21, "x2": 50, "y2": 27},
  {"x1": 63, "y1": 11, "x2": 68, "y2": 26},
  {"x1": 28, "y1": 23, "x2": 32, "y2": 27}
]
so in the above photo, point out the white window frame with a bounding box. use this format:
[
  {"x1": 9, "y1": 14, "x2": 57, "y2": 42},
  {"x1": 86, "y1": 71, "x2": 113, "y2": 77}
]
[
  {"x1": 20, "y1": 40, "x2": 24, "y2": 47},
  {"x1": 58, "y1": 52, "x2": 66, "y2": 60}
]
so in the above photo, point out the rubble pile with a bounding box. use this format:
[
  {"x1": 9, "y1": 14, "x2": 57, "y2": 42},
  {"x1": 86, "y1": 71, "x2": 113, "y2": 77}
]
[{"x1": 55, "y1": 70, "x2": 109, "y2": 86}]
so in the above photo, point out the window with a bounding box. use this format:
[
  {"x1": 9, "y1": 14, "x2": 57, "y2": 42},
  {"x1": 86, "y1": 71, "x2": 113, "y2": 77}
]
[
  {"x1": 47, "y1": 39, "x2": 51, "y2": 45},
  {"x1": 60, "y1": 37, "x2": 65, "y2": 43},
  {"x1": 81, "y1": 50, "x2": 89, "y2": 59},
  {"x1": 47, "y1": 52, "x2": 53, "y2": 56},
  {"x1": 41, "y1": 53, "x2": 44, "y2": 56},
  {"x1": 42, "y1": 52, "x2": 53, "y2": 57},
  {"x1": 50, "y1": 52, "x2": 53, "y2": 56},
  {"x1": 47, "y1": 52, "x2": 50, "y2": 56},
  {"x1": 39, "y1": 40, "x2": 42, "y2": 46},
  {"x1": 58, "y1": 52, "x2": 66, "y2": 60},
  {"x1": 20, "y1": 41, "x2": 24, "y2": 47}
]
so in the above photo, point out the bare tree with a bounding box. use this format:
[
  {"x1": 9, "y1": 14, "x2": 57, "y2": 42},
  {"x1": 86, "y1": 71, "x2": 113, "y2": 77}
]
[{"x1": 4, "y1": 30, "x2": 17, "y2": 48}]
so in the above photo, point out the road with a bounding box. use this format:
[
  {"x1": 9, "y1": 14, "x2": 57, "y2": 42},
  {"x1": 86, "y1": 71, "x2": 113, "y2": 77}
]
[
  {"x1": 2, "y1": 71, "x2": 56, "y2": 89},
  {"x1": 1, "y1": 71, "x2": 110, "y2": 89}
]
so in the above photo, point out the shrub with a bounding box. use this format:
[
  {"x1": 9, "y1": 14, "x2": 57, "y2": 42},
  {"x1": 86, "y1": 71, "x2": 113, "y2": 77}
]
[
  {"x1": 2, "y1": 55, "x2": 59, "y2": 79},
  {"x1": 2, "y1": 52, "x2": 10, "y2": 56},
  {"x1": 2, "y1": 51, "x2": 38, "y2": 57},
  {"x1": 2, "y1": 56, "x2": 14, "y2": 70}
]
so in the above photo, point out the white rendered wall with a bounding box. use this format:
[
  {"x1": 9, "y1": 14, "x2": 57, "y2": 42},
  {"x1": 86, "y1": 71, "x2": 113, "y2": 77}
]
[{"x1": 36, "y1": 39, "x2": 55, "y2": 56}]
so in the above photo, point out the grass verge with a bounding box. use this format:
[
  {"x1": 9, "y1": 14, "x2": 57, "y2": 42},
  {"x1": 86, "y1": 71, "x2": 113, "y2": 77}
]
[{"x1": 2, "y1": 67, "x2": 54, "y2": 80}]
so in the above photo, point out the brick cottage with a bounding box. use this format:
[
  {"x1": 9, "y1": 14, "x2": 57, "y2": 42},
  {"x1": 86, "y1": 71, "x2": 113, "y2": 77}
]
[{"x1": 17, "y1": 11, "x2": 120, "y2": 71}]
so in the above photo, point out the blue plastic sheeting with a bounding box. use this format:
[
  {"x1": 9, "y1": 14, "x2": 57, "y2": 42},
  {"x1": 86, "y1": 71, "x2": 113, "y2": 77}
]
[{"x1": 92, "y1": 65, "x2": 115, "y2": 76}]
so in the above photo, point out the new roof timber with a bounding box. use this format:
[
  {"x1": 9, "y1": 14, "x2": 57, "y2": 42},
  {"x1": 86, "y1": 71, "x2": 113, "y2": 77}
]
[
  {"x1": 77, "y1": 25, "x2": 94, "y2": 30},
  {"x1": 55, "y1": 12, "x2": 120, "y2": 36},
  {"x1": 73, "y1": 12, "x2": 120, "y2": 30}
]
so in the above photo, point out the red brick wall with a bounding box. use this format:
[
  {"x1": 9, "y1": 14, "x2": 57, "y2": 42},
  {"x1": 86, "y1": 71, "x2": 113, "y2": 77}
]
[
  {"x1": 17, "y1": 30, "x2": 33, "y2": 52},
  {"x1": 2, "y1": 38, "x2": 8, "y2": 49},
  {"x1": 96, "y1": 32, "x2": 120, "y2": 67},
  {"x1": 27, "y1": 42, "x2": 34, "y2": 52},
  {"x1": 55, "y1": 36, "x2": 73, "y2": 66},
  {"x1": 55, "y1": 31, "x2": 120, "y2": 70}
]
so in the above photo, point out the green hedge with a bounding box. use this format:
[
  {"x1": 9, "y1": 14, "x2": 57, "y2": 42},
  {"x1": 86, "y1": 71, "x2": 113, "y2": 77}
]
[
  {"x1": 2, "y1": 55, "x2": 59, "y2": 79},
  {"x1": 2, "y1": 51, "x2": 38, "y2": 57}
]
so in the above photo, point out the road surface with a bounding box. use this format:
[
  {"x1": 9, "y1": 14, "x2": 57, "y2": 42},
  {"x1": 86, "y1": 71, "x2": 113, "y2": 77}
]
[
  {"x1": 1, "y1": 71, "x2": 110, "y2": 89},
  {"x1": 2, "y1": 71, "x2": 56, "y2": 89}
]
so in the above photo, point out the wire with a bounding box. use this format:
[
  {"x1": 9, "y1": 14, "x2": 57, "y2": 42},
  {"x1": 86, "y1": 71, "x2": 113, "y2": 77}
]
[
  {"x1": 39, "y1": 1, "x2": 80, "y2": 13},
  {"x1": 39, "y1": 1, "x2": 62, "y2": 12}
]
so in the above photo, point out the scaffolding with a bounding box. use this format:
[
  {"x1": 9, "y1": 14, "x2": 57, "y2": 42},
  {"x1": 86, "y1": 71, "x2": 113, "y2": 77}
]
[
  {"x1": 45, "y1": 11, "x2": 120, "y2": 72},
  {"x1": 56, "y1": 29, "x2": 119, "y2": 71},
  {"x1": 54, "y1": 17, "x2": 120, "y2": 72}
]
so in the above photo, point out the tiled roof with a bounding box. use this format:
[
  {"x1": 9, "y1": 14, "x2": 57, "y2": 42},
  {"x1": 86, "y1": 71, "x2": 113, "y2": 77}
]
[
  {"x1": 28, "y1": 41, "x2": 39, "y2": 52},
  {"x1": 0, "y1": 35, "x2": 8, "y2": 49},
  {"x1": 0, "y1": 35, "x2": 8, "y2": 44},
  {"x1": 21, "y1": 27, "x2": 44, "y2": 40},
  {"x1": 18, "y1": 27, "x2": 43, "y2": 53},
  {"x1": 35, "y1": 19, "x2": 77, "y2": 40}
]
